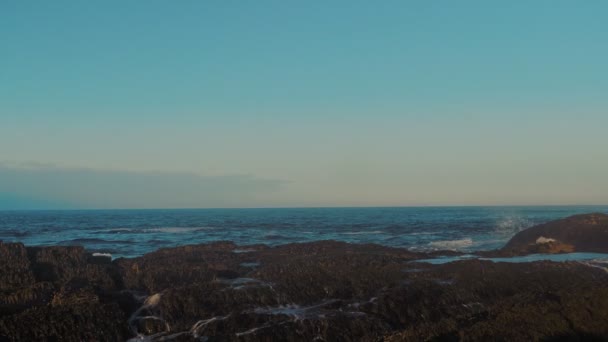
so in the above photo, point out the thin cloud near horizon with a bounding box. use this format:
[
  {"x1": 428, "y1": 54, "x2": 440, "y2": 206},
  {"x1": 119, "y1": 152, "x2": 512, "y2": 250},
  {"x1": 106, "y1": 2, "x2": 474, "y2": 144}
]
[
  {"x1": 0, "y1": 163, "x2": 285, "y2": 210},
  {"x1": 0, "y1": 161, "x2": 607, "y2": 210}
]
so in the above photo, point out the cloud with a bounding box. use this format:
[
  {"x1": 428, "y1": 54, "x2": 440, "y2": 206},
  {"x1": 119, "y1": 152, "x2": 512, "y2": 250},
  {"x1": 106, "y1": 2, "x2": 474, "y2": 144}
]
[{"x1": 0, "y1": 163, "x2": 285, "y2": 209}]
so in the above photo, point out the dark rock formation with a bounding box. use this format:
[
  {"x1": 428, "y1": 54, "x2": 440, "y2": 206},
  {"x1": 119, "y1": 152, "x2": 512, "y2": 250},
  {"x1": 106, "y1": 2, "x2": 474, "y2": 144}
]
[
  {"x1": 0, "y1": 242, "x2": 35, "y2": 291},
  {"x1": 1, "y1": 215, "x2": 608, "y2": 341},
  {"x1": 502, "y1": 213, "x2": 608, "y2": 255},
  {"x1": 0, "y1": 242, "x2": 130, "y2": 341}
]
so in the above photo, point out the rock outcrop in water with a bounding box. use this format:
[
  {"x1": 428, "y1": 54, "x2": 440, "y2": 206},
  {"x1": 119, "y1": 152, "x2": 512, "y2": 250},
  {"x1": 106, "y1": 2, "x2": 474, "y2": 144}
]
[
  {"x1": 2, "y1": 214, "x2": 608, "y2": 341},
  {"x1": 501, "y1": 213, "x2": 608, "y2": 256}
]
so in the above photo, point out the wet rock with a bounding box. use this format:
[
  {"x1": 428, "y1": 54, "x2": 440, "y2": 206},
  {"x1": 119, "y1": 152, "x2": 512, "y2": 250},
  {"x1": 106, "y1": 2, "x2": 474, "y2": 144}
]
[
  {"x1": 114, "y1": 240, "x2": 608, "y2": 341},
  {"x1": 0, "y1": 303, "x2": 130, "y2": 342},
  {"x1": 115, "y1": 241, "x2": 244, "y2": 292},
  {"x1": 29, "y1": 246, "x2": 121, "y2": 290},
  {"x1": 0, "y1": 243, "x2": 55, "y2": 317},
  {"x1": 0, "y1": 282, "x2": 55, "y2": 317},
  {"x1": 502, "y1": 213, "x2": 608, "y2": 255},
  {"x1": 386, "y1": 260, "x2": 608, "y2": 341},
  {"x1": 134, "y1": 316, "x2": 169, "y2": 335},
  {"x1": 0, "y1": 242, "x2": 35, "y2": 291},
  {"x1": 51, "y1": 278, "x2": 99, "y2": 307},
  {"x1": 0, "y1": 244, "x2": 133, "y2": 341},
  {"x1": 2, "y1": 222, "x2": 608, "y2": 341}
]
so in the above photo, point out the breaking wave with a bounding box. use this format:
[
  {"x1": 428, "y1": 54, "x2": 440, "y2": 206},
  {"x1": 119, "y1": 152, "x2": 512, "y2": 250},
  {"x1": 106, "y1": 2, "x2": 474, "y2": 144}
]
[
  {"x1": 495, "y1": 216, "x2": 533, "y2": 237},
  {"x1": 428, "y1": 238, "x2": 474, "y2": 251},
  {"x1": 92, "y1": 252, "x2": 112, "y2": 258}
]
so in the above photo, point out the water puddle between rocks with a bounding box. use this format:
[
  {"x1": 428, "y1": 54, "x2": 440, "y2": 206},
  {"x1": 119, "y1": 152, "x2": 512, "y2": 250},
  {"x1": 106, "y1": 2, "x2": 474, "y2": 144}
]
[{"x1": 414, "y1": 252, "x2": 608, "y2": 266}]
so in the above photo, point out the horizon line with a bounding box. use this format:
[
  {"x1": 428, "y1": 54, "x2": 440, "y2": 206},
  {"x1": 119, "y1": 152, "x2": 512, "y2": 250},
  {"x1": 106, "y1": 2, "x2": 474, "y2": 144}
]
[{"x1": 2, "y1": 204, "x2": 608, "y2": 212}]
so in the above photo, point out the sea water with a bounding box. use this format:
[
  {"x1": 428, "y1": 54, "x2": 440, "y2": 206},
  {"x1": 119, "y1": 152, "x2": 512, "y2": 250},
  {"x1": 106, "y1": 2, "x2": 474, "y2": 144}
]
[
  {"x1": 1, "y1": 206, "x2": 607, "y2": 258},
  {"x1": 415, "y1": 252, "x2": 608, "y2": 264}
]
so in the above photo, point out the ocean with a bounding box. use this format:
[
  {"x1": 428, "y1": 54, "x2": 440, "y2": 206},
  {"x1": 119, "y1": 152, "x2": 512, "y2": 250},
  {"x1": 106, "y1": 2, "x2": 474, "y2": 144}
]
[{"x1": 1, "y1": 206, "x2": 607, "y2": 258}]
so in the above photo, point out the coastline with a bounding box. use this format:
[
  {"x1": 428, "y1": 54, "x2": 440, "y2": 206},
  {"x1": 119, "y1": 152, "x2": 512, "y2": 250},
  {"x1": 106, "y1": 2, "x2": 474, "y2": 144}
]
[
  {"x1": 2, "y1": 213, "x2": 608, "y2": 341},
  {"x1": 1, "y1": 240, "x2": 607, "y2": 341}
]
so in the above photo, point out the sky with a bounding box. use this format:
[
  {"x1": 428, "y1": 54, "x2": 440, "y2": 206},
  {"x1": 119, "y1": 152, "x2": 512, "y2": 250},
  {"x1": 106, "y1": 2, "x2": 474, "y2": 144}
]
[{"x1": 1, "y1": 1, "x2": 607, "y2": 209}]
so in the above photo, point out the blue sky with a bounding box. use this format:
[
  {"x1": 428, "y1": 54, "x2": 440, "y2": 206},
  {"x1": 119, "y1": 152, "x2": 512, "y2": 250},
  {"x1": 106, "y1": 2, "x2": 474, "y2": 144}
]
[{"x1": 1, "y1": 1, "x2": 607, "y2": 209}]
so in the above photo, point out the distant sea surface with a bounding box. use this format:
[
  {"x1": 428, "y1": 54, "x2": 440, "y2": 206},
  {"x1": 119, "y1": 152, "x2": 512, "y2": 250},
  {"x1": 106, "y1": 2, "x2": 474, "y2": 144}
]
[{"x1": 1, "y1": 206, "x2": 607, "y2": 258}]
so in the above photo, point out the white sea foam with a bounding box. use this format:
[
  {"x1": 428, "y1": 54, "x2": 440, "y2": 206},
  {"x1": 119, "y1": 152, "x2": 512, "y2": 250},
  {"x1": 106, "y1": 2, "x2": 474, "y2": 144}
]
[
  {"x1": 252, "y1": 300, "x2": 339, "y2": 320},
  {"x1": 107, "y1": 228, "x2": 133, "y2": 233},
  {"x1": 254, "y1": 304, "x2": 306, "y2": 317},
  {"x1": 92, "y1": 252, "x2": 112, "y2": 258},
  {"x1": 127, "y1": 312, "x2": 229, "y2": 341},
  {"x1": 406, "y1": 232, "x2": 437, "y2": 236},
  {"x1": 191, "y1": 315, "x2": 230, "y2": 337},
  {"x1": 236, "y1": 323, "x2": 276, "y2": 337},
  {"x1": 428, "y1": 238, "x2": 473, "y2": 250},
  {"x1": 536, "y1": 236, "x2": 556, "y2": 244},
  {"x1": 232, "y1": 248, "x2": 256, "y2": 253},
  {"x1": 495, "y1": 216, "x2": 533, "y2": 237},
  {"x1": 580, "y1": 259, "x2": 608, "y2": 273}
]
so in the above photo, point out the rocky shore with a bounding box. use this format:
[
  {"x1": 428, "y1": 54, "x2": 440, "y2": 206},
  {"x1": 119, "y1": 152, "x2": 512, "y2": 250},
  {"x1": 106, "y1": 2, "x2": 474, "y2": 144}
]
[{"x1": 1, "y1": 214, "x2": 608, "y2": 341}]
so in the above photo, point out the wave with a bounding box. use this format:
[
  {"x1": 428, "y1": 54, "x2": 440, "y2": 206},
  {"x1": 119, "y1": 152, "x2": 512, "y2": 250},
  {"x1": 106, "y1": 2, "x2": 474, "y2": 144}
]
[
  {"x1": 0, "y1": 230, "x2": 30, "y2": 237},
  {"x1": 428, "y1": 238, "x2": 473, "y2": 251},
  {"x1": 473, "y1": 238, "x2": 509, "y2": 250},
  {"x1": 495, "y1": 216, "x2": 533, "y2": 237},
  {"x1": 263, "y1": 234, "x2": 290, "y2": 240},
  {"x1": 146, "y1": 227, "x2": 213, "y2": 233},
  {"x1": 406, "y1": 231, "x2": 437, "y2": 236},
  {"x1": 104, "y1": 228, "x2": 133, "y2": 234},
  {"x1": 340, "y1": 230, "x2": 384, "y2": 235},
  {"x1": 147, "y1": 239, "x2": 171, "y2": 245},
  {"x1": 102, "y1": 227, "x2": 214, "y2": 234},
  {"x1": 59, "y1": 238, "x2": 133, "y2": 245}
]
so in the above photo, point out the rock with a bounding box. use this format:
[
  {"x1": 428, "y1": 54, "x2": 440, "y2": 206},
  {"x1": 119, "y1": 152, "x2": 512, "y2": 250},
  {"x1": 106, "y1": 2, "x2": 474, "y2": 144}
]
[
  {"x1": 51, "y1": 278, "x2": 100, "y2": 307},
  {"x1": 0, "y1": 243, "x2": 54, "y2": 316},
  {"x1": 0, "y1": 242, "x2": 35, "y2": 291},
  {"x1": 115, "y1": 241, "x2": 244, "y2": 292},
  {"x1": 0, "y1": 244, "x2": 133, "y2": 341},
  {"x1": 502, "y1": 213, "x2": 608, "y2": 255},
  {"x1": 134, "y1": 316, "x2": 169, "y2": 335},
  {"x1": 0, "y1": 282, "x2": 55, "y2": 316},
  {"x1": 0, "y1": 303, "x2": 130, "y2": 341},
  {"x1": 113, "y1": 240, "x2": 608, "y2": 341},
  {"x1": 2, "y1": 228, "x2": 608, "y2": 341},
  {"x1": 27, "y1": 246, "x2": 120, "y2": 290}
]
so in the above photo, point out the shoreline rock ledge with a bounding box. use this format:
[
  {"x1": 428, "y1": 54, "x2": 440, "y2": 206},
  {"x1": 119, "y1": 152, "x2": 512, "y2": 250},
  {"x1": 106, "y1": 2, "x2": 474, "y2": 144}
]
[
  {"x1": 1, "y1": 213, "x2": 608, "y2": 341},
  {"x1": 501, "y1": 213, "x2": 608, "y2": 256}
]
